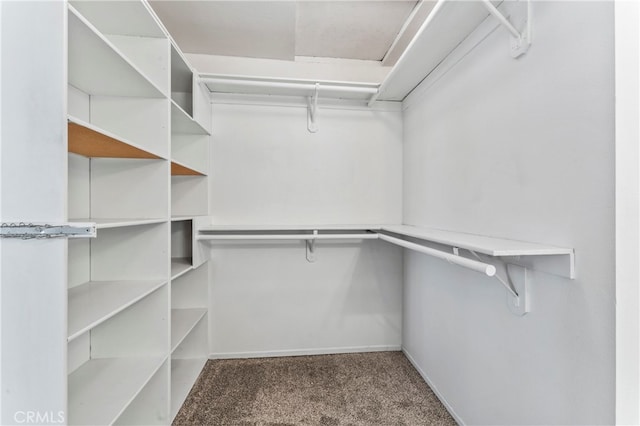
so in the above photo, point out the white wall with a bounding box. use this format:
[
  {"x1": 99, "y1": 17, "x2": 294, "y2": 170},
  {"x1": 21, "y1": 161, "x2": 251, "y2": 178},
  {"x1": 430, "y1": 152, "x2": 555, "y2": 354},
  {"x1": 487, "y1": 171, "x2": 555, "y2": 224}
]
[
  {"x1": 209, "y1": 101, "x2": 404, "y2": 357},
  {"x1": 402, "y1": 2, "x2": 615, "y2": 424},
  {"x1": 614, "y1": 1, "x2": 640, "y2": 423}
]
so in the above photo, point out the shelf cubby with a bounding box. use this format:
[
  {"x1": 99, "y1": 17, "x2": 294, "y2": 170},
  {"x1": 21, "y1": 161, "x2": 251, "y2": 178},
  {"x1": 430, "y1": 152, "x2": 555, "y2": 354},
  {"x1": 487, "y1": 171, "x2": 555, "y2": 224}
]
[
  {"x1": 68, "y1": 357, "x2": 166, "y2": 426},
  {"x1": 68, "y1": 118, "x2": 162, "y2": 160},
  {"x1": 114, "y1": 361, "x2": 169, "y2": 426},
  {"x1": 68, "y1": 280, "x2": 167, "y2": 342},
  {"x1": 171, "y1": 160, "x2": 206, "y2": 176},
  {"x1": 170, "y1": 358, "x2": 207, "y2": 421},
  {"x1": 68, "y1": 6, "x2": 164, "y2": 99},
  {"x1": 171, "y1": 258, "x2": 193, "y2": 281},
  {"x1": 171, "y1": 308, "x2": 207, "y2": 352},
  {"x1": 171, "y1": 101, "x2": 210, "y2": 136}
]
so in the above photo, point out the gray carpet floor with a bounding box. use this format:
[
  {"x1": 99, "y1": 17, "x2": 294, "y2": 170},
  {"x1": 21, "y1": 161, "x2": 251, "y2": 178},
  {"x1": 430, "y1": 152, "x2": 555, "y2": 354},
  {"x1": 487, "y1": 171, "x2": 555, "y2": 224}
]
[{"x1": 173, "y1": 351, "x2": 456, "y2": 426}]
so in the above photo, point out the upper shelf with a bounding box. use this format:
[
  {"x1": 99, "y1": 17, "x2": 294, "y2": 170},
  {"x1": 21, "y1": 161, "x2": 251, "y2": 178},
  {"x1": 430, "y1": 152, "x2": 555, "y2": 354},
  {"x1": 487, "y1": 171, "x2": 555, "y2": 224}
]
[
  {"x1": 69, "y1": 0, "x2": 166, "y2": 39},
  {"x1": 375, "y1": 0, "x2": 494, "y2": 102},
  {"x1": 68, "y1": 117, "x2": 163, "y2": 160},
  {"x1": 68, "y1": 5, "x2": 165, "y2": 99},
  {"x1": 382, "y1": 225, "x2": 573, "y2": 257},
  {"x1": 200, "y1": 75, "x2": 380, "y2": 102},
  {"x1": 171, "y1": 160, "x2": 206, "y2": 176},
  {"x1": 171, "y1": 101, "x2": 210, "y2": 136}
]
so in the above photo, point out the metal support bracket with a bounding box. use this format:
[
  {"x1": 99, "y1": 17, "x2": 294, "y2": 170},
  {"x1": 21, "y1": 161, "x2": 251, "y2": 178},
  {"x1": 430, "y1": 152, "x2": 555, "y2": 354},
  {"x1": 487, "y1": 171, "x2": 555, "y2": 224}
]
[
  {"x1": 505, "y1": 264, "x2": 529, "y2": 316},
  {"x1": 482, "y1": 0, "x2": 532, "y2": 58},
  {"x1": 306, "y1": 230, "x2": 318, "y2": 262},
  {"x1": 0, "y1": 222, "x2": 96, "y2": 239},
  {"x1": 307, "y1": 83, "x2": 319, "y2": 133}
]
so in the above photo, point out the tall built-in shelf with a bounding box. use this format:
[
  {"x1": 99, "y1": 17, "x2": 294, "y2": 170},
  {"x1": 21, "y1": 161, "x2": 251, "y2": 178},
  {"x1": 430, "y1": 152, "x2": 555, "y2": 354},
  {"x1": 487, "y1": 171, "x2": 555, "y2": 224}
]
[{"x1": 66, "y1": 1, "x2": 211, "y2": 424}]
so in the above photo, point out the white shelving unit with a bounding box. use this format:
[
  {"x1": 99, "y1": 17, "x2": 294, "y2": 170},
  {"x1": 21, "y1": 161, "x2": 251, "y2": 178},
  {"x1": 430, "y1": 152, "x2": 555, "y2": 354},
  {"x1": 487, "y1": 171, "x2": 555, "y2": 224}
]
[{"x1": 66, "y1": 1, "x2": 211, "y2": 424}]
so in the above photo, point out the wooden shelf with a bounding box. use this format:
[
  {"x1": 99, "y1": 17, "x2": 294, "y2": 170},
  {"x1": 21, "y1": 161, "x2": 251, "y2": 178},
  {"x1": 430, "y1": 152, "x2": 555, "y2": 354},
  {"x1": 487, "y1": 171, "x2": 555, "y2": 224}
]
[
  {"x1": 381, "y1": 225, "x2": 574, "y2": 257},
  {"x1": 68, "y1": 280, "x2": 167, "y2": 341},
  {"x1": 170, "y1": 358, "x2": 207, "y2": 421},
  {"x1": 171, "y1": 258, "x2": 193, "y2": 280},
  {"x1": 171, "y1": 160, "x2": 206, "y2": 176},
  {"x1": 68, "y1": 357, "x2": 166, "y2": 425},
  {"x1": 68, "y1": 6, "x2": 165, "y2": 99},
  {"x1": 68, "y1": 118, "x2": 162, "y2": 160},
  {"x1": 171, "y1": 309, "x2": 207, "y2": 353},
  {"x1": 171, "y1": 101, "x2": 210, "y2": 136}
]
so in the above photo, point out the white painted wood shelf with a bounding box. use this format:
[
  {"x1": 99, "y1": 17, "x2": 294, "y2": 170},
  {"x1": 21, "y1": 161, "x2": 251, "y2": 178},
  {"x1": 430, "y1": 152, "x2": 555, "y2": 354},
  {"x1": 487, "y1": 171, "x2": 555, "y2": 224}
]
[
  {"x1": 170, "y1": 358, "x2": 207, "y2": 421},
  {"x1": 68, "y1": 357, "x2": 166, "y2": 426},
  {"x1": 381, "y1": 225, "x2": 574, "y2": 257},
  {"x1": 68, "y1": 6, "x2": 164, "y2": 99},
  {"x1": 171, "y1": 216, "x2": 195, "y2": 222},
  {"x1": 69, "y1": 218, "x2": 166, "y2": 230},
  {"x1": 200, "y1": 224, "x2": 384, "y2": 232},
  {"x1": 171, "y1": 258, "x2": 193, "y2": 280},
  {"x1": 68, "y1": 280, "x2": 167, "y2": 341},
  {"x1": 171, "y1": 101, "x2": 211, "y2": 136},
  {"x1": 375, "y1": 0, "x2": 493, "y2": 102},
  {"x1": 171, "y1": 308, "x2": 207, "y2": 352}
]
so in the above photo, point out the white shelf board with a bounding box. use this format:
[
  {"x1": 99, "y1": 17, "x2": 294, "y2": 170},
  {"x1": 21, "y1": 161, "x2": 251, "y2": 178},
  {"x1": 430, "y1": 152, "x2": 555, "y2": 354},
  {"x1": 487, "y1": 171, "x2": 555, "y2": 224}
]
[
  {"x1": 68, "y1": 280, "x2": 167, "y2": 341},
  {"x1": 69, "y1": 218, "x2": 166, "y2": 230},
  {"x1": 68, "y1": 5, "x2": 165, "y2": 98},
  {"x1": 68, "y1": 115, "x2": 168, "y2": 160},
  {"x1": 377, "y1": 0, "x2": 493, "y2": 101},
  {"x1": 199, "y1": 224, "x2": 384, "y2": 232},
  {"x1": 171, "y1": 258, "x2": 193, "y2": 280},
  {"x1": 69, "y1": 0, "x2": 166, "y2": 38},
  {"x1": 202, "y1": 75, "x2": 379, "y2": 102},
  {"x1": 171, "y1": 158, "x2": 207, "y2": 176},
  {"x1": 171, "y1": 309, "x2": 207, "y2": 353},
  {"x1": 382, "y1": 225, "x2": 574, "y2": 257},
  {"x1": 171, "y1": 216, "x2": 195, "y2": 222},
  {"x1": 68, "y1": 357, "x2": 166, "y2": 426},
  {"x1": 171, "y1": 101, "x2": 210, "y2": 136},
  {"x1": 170, "y1": 358, "x2": 207, "y2": 421}
]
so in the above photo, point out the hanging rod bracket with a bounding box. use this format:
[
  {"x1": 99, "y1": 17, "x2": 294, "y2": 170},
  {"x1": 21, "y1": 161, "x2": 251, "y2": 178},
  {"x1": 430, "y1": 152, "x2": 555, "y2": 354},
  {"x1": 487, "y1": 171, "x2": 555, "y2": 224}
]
[
  {"x1": 482, "y1": 0, "x2": 532, "y2": 58},
  {"x1": 307, "y1": 83, "x2": 319, "y2": 133},
  {"x1": 306, "y1": 230, "x2": 318, "y2": 262}
]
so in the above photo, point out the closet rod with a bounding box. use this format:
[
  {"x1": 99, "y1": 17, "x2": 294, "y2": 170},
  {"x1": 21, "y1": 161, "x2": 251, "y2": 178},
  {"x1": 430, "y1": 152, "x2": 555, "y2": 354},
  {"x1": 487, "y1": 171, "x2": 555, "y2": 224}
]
[
  {"x1": 378, "y1": 233, "x2": 497, "y2": 277},
  {"x1": 197, "y1": 233, "x2": 379, "y2": 241},
  {"x1": 199, "y1": 77, "x2": 379, "y2": 95}
]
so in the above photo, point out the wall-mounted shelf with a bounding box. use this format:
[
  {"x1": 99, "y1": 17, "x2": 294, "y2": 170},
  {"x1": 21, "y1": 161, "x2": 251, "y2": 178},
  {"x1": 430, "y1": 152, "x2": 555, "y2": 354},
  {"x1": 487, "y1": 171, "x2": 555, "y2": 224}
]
[
  {"x1": 68, "y1": 218, "x2": 166, "y2": 230},
  {"x1": 68, "y1": 280, "x2": 167, "y2": 342},
  {"x1": 68, "y1": 356, "x2": 166, "y2": 425},
  {"x1": 171, "y1": 161, "x2": 205, "y2": 176},
  {"x1": 68, "y1": 118, "x2": 163, "y2": 160},
  {"x1": 381, "y1": 225, "x2": 574, "y2": 258},
  {"x1": 68, "y1": 6, "x2": 164, "y2": 99}
]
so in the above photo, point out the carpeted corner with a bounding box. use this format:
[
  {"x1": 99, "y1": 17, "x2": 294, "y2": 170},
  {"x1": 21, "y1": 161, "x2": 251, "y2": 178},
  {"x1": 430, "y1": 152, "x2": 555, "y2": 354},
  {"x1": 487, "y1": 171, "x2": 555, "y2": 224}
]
[{"x1": 173, "y1": 351, "x2": 456, "y2": 426}]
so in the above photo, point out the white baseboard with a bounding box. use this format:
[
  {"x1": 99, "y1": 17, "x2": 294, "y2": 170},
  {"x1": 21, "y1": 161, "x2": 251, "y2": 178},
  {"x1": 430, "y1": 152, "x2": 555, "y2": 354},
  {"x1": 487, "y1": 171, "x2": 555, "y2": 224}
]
[
  {"x1": 402, "y1": 347, "x2": 465, "y2": 426},
  {"x1": 209, "y1": 345, "x2": 401, "y2": 360}
]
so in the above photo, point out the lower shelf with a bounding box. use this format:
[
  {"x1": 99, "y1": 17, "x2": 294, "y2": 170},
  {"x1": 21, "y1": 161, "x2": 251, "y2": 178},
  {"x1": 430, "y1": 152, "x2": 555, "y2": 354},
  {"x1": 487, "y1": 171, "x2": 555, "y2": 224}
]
[
  {"x1": 171, "y1": 258, "x2": 193, "y2": 280},
  {"x1": 170, "y1": 358, "x2": 207, "y2": 421},
  {"x1": 68, "y1": 356, "x2": 166, "y2": 426},
  {"x1": 171, "y1": 308, "x2": 207, "y2": 352}
]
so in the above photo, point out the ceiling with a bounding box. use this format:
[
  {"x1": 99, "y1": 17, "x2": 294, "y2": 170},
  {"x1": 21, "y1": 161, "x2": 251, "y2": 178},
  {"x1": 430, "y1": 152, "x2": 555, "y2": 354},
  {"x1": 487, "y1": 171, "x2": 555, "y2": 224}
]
[{"x1": 149, "y1": 1, "x2": 421, "y2": 63}]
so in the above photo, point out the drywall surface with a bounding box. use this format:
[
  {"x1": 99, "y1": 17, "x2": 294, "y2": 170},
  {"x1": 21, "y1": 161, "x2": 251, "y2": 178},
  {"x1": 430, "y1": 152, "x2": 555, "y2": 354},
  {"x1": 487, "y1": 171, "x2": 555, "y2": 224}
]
[
  {"x1": 211, "y1": 102, "x2": 402, "y2": 225},
  {"x1": 402, "y1": 2, "x2": 615, "y2": 425},
  {"x1": 209, "y1": 102, "x2": 403, "y2": 356}
]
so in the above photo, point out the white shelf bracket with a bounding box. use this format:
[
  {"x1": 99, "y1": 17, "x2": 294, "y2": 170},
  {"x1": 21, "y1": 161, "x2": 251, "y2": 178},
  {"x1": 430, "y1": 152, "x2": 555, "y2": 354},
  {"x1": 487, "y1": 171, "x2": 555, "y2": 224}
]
[
  {"x1": 306, "y1": 230, "x2": 318, "y2": 262},
  {"x1": 307, "y1": 83, "x2": 319, "y2": 133},
  {"x1": 469, "y1": 250, "x2": 529, "y2": 316},
  {"x1": 482, "y1": 0, "x2": 532, "y2": 58}
]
